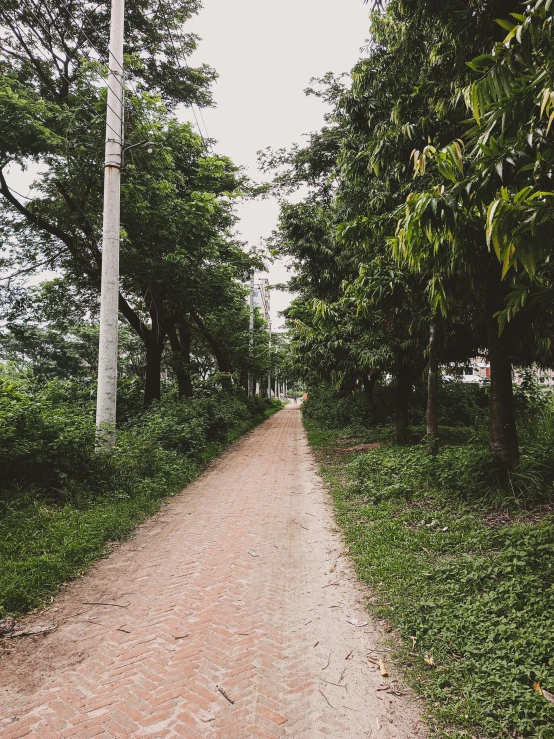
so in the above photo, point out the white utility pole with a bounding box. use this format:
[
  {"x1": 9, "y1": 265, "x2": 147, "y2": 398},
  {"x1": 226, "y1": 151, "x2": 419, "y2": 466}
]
[
  {"x1": 267, "y1": 320, "x2": 272, "y2": 398},
  {"x1": 95, "y1": 0, "x2": 125, "y2": 449},
  {"x1": 248, "y1": 273, "x2": 255, "y2": 397}
]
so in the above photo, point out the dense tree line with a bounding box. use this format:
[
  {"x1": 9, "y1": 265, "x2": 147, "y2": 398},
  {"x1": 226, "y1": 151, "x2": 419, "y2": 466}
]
[
  {"x1": 0, "y1": 0, "x2": 284, "y2": 403},
  {"x1": 267, "y1": 0, "x2": 554, "y2": 479}
]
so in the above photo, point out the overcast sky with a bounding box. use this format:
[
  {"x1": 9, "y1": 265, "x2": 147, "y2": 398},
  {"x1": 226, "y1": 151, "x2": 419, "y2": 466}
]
[{"x1": 181, "y1": 0, "x2": 370, "y2": 327}]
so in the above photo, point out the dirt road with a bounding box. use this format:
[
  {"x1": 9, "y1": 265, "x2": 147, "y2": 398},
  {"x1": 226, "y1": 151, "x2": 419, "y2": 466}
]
[{"x1": 0, "y1": 405, "x2": 423, "y2": 738}]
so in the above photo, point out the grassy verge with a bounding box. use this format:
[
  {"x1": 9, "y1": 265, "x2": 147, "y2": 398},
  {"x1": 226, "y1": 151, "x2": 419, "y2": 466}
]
[
  {"x1": 0, "y1": 393, "x2": 283, "y2": 619},
  {"x1": 304, "y1": 417, "x2": 554, "y2": 739}
]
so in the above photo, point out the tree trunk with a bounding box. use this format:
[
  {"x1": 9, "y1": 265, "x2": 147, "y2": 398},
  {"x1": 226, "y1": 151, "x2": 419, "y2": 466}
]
[
  {"x1": 144, "y1": 336, "x2": 165, "y2": 405},
  {"x1": 178, "y1": 321, "x2": 193, "y2": 398},
  {"x1": 487, "y1": 316, "x2": 519, "y2": 479},
  {"x1": 426, "y1": 316, "x2": 439, "y2": 456},
  {"x1": 362, "y1": 372, "x2": 379, "y2": 408},
  {"x1": 190, "y1": 311, "x2": 233, "y2": 374},
  {"x1": 395, "y1": 363, "x2": 411, "y2": 444},
  {"x1": 167, "y1": 323, "x2": 193, "y2": 399}
]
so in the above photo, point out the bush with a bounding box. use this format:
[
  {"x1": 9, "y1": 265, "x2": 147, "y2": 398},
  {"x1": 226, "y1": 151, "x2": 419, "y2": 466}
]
[{"x1": 302, "y1": 380, "x2": 489, "y2": 432}]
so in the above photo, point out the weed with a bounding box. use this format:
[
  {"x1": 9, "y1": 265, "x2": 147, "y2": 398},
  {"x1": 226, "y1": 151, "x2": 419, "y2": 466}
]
[{"x1": 306, "y1": 414, "x2": 554, "y2": 738}]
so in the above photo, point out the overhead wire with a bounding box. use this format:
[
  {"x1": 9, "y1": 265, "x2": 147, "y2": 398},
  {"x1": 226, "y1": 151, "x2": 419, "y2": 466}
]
[
  {"x1": 12, "y1": 0, "x2": 126, "y2": 111},
  {"x1": 0, "y1": 2, "x2": 124, "y2": 141},
  {"x1": 51, "y1": 0, "x2": 157, "y2": 144},
  {"x1": 2, "y1": 0, "x2": 155, "y2": 149},
  {"x1": 157, "y1": 0, "x2": 211, "y2": 147},
  {"x1": 6, "y1": 0, "x2": 210, "y2": 149}
]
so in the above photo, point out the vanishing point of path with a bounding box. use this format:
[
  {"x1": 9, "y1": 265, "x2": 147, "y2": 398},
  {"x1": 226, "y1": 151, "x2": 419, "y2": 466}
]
[{"x1": 0, "y1": 405, "x2": 423, "y2": 739}]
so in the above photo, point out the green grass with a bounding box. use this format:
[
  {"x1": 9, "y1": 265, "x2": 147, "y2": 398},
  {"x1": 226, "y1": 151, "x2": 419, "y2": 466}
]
[
  {"x1": 0, "y1": 400, "x2": 284, "y2": 619},
  {"x1": 304, "y1": 418, "x2": 554, "y2": 739}
]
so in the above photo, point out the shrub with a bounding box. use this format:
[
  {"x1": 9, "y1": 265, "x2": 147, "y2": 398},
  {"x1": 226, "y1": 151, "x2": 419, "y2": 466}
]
[{"x1": 0, "y1": 378, "x2": 280, "y2": 616}]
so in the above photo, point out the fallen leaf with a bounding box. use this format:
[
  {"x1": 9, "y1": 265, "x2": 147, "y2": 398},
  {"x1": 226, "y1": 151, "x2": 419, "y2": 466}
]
[
  {"x1": 346, "y1": 617, "x2": 368, "y2": 628},
  {"x1": 536, "y1": 683, "x2": 554, "y2": 704}
]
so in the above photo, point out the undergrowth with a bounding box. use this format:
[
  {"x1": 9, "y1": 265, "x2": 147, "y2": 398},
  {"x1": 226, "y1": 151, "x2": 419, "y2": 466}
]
[
  {"x1": 0, "y1": 376, "x2": 282, "y2": 617},
  {"x1": 304, "y1": 401, "x2": 554, "y2": 739}
]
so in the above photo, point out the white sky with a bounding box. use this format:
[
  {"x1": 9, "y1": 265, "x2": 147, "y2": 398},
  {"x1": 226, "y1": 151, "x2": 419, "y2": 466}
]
[
  {"x1": 6, "y1": 1, "x2": 370, "y2": 328},
  {"x1": 181, "y1": 0, "x2": 370, "y2": 327}
]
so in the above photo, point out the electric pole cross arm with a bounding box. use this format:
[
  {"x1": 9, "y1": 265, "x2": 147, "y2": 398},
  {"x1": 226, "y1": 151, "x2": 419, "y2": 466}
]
[{"x1": 95, "y1": 0, "x2": 125, "y2": 449}]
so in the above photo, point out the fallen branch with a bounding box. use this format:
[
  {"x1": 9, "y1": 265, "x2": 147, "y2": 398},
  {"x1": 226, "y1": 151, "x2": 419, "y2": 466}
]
[
  {"x1": 318, "y1": 689, "x2": 334, "y2": 709},
  {"x1": 217, "y1": 686, "x2": 235, "y2": 705},
  {"x1": 82, "y1": 602, "x2": 129, "y2": 608},
  {"x1": 320, "y1": 677, "x2": 347, "y2": 689}
]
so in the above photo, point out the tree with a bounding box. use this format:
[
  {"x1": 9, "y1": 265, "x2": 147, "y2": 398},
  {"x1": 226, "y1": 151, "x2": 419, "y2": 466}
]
[{"x1": 0, "y1": 0, "x2": 266, "y2": 406}]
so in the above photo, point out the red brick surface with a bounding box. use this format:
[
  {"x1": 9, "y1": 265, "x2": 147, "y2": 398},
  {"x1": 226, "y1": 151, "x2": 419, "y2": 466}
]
[{"x1": 0, "y1": 406, "x2": 423, "y2": 738}]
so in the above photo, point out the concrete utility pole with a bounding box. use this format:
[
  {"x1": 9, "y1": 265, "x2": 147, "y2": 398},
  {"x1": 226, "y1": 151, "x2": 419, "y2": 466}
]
[
  {"x1": 248, "y1": 273, "x2": 255, "y2": 398},
  {"x1": 95, "y1": 0, "x2": 125, "y2": 449},
  {"x1": 267, "y1": 320, "x2": 272, "y2": 398}
]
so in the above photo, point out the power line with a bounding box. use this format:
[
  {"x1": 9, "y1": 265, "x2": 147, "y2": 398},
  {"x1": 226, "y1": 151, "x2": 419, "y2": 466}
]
[
  {"x1": 52, "y1": 0, "x2": 157, "y2": 147},
  {"x1": 11, "y1": 0, "x2": 126, "y2": 110},
  {"x1": 157, "y1": 0, "x2": 210, "y2": 147},
  {"x1": 4, "y1": 185, "x2": 34, "y2": 201},
  {"x1": 4, "y1": 0, "x2": 155, "y2": 149},
  {"x1": 0, "y1": 3, "x2": 124, "y2": 141}
]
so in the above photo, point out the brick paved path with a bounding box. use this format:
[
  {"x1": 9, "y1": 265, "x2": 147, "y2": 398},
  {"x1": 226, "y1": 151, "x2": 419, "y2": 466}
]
[{"x1": 0, "y1": 406, "x2": 423, "y2": 738}]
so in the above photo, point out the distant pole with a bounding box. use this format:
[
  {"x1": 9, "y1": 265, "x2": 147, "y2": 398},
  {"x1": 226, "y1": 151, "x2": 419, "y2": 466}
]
[
  {"x1": 248, "y1": 273, "x2": 254, "y2": 397},
  {"x1": 95, "y1": 0, "x2": 125, "y2": 449},
  {"x1": 267, "y1": 320, "x2": 272, "y2": 398}
]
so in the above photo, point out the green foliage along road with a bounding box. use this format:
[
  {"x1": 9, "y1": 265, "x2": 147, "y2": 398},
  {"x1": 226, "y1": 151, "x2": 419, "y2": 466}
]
[
  {"x1": 3, "y1": 0, "x2": 554, "y2": 735},
  {"x1": 303, "y1": 386, "x2": 554, "y2": 739},
  {"x1": 266, "y1": 0, "x2": 554, "y2": 479},
  {"x1": 0, "y1": 0, "x2": 285, "y2": 404},
  {"x1": 0, "y1": 0, "x2": 292, "y2": 617},
  {"x1": 0, "y1": 375, "x2": 282, "y2": 617},
  {"x1": 264, "y1": 0, "x2": 554, "y2": 736}
]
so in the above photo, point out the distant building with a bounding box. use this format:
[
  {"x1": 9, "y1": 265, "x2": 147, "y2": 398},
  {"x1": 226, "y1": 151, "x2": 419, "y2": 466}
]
[
  {"x1": 452, "y1": 358, "x2": 554, "y2": 387},
  {"x1": 252, "y1": 278, "x2": 271, "y2": 323}
]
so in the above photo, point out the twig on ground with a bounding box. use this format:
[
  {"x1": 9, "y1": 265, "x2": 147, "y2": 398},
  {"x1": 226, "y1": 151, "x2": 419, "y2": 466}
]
[
  {"x1": 345, "y1": 650, "x2": 353, "y2": 660},
  {"x1": 322, "y1": 651, "x2": 332, "y2": 670},
  {"x1": 217, "y1": 686, "x2": 235, "y2": 704},
  {"x1": 320, "y1": 677, "x2": 347, "y2": 689},
  {"x1": 318, "y1": 689, "x2": 334, "y2": 709},
  {"x1": 82, "y1": 602, "x2": 129, "y2": 608}
]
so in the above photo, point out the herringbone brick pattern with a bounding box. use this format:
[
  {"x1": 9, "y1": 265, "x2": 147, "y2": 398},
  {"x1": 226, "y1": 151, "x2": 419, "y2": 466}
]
[{"x1": 0, "y1": 406, "x2": 423, "y2": 738}]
